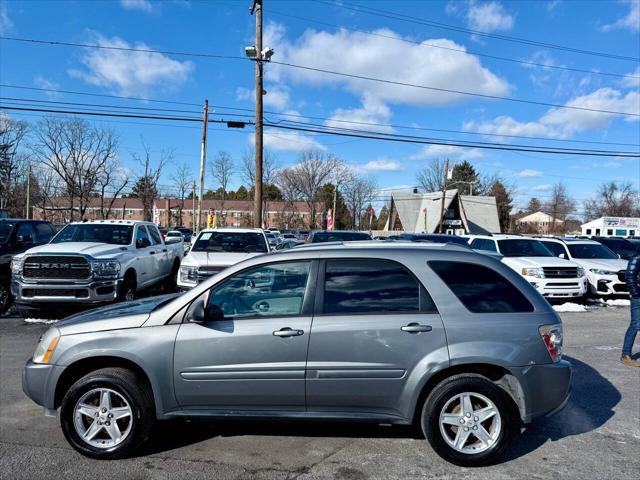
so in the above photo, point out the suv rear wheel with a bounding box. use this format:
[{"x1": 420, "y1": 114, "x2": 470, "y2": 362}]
[
  {"x1": 60, "y1": 367, "x2": 155, "y2": 459},
  {"x1": 421, "y1": 374, "x2": 518, "y2": 466}
]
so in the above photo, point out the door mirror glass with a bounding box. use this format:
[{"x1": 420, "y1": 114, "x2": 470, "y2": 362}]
[{"x1": 16, "y1": 234, "x2": 33, "y2": 245}]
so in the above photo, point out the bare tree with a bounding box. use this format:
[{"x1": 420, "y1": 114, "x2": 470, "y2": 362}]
[
  {"x1": 416, "y1": 159, "x2": 447, "y2": 193},
  {"x1": 342, "y1": 175, "x2": 378, "y2": 229},
  {"x1": 0, "y1": 115, "x2": 30, "y2": 214},
  {"x1": 211, "y1": 151, "x2": 234, "y2": 210},
  {"x1": 130, "y1": 143, "x2": 170, "y2": 222},
  {"x1": 544, "y1": 182, "x2": 575, "y2": 233},
  {"x1": 30, "y1": 117, "x2": 118, "y2": 221},
  {"x1": 584, "y1": 181, "x2": 639, "y2": 220},
  {"x1": 241, "y1": 147, "x2": 277, "y2": 188},
  {"x1": 276, "y1": 151, "x2": 342, "y2": 229},
  {"x1": 171, "y1": 163, "x2": 193, "y2": 226},
  {"x1": 97, "y1": 159, "x2": 129, "y2": 219}
]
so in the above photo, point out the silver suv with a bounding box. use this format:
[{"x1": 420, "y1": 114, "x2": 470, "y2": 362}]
[{"x1": 22, "y1": 242, "x2": 571, "y2": 466}]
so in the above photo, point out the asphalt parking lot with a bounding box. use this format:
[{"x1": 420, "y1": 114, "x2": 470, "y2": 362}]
[{"x1": 1, "y1": 306, "x2": 639, "y2": 480}]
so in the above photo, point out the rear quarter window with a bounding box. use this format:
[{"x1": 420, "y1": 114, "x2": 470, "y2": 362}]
[{"x1": 429, "y1": 260, "x2": 534, "y2": 313}]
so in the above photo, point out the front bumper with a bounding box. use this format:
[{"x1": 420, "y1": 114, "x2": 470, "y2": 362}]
[
  {"x1": 22, "y1": 359, "x2": 64, "y2": 410},
  {"x1": 587, "y1": 273, "x2": 628, "y2": 296},
  {"x1": 526, "y1": 277, "x2": 588, "y2": 298},
  {"x1": 12, "y1": 277, "x2": 122, "y2": 304},
  {"x1": 510, "y1": 359, "x2": 572, "y2": 423}
]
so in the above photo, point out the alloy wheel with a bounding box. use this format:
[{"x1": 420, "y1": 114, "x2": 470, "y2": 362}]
[{"x1": 73, "y1": 388, "x2": 133, "y2": 449}]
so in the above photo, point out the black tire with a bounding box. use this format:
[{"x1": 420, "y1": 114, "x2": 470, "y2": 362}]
[
  {"x1": 421, "y1": 374, "x2": 518, "y2": 467},
  {"x1": 164, "y1": 259, "x2": 180, "y2": 292},
  {"x1": 0, "y1": 278, "x2": 11, "y2": 315},
  {"x1": 118, "y1": 272, "x2": 137, "y2": 302},
  {"x1": 60, "y1": 367, "x2": 155, "y2": 460}
]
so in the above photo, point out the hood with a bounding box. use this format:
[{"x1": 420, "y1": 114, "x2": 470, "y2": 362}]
[
  {"x1": 502, "y1": 256, "x2": 577, "y2": 268},
  {"x1": 56, "y1": 293, "x2": 181, "y2": 335},
  {"x1": 21, "y1": 242, "x2": 131, "y2": 259},
  {"x1": 184, "y1": 250, "x2": 264, "y2": 267},
  {"x1": 571, "y1": 258, "x2": 628, "y2": 272}
]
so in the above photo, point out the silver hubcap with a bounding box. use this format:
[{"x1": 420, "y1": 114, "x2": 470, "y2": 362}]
[
  {"x1": 73, "y1": 388, "x2": 133, "y2": 449},
  {"x1": 439, "y1": 392, "x2": 502, "y2": 454}
]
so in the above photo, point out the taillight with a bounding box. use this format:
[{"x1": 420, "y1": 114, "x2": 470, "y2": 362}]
[{"x1": 539, "y1": 324, "x2": 563, "y2": 362}]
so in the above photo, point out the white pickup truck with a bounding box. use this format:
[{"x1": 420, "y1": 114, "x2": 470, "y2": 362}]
[{"x1": 10, "y1": 220, "x2": 183, "y2": 318}]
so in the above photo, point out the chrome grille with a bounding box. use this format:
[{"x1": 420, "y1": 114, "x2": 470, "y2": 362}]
[
  {"x1": 197, "y1": 266, "x2": 225, "y2": 281},
  {"x1": 23, "y1": 255, "x2": 91, "y2": 280},
  {"x1": 543, "y1": 267, "x2": 578, "y2": 279}
]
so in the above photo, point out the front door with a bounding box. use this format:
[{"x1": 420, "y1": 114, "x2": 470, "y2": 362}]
[
  {"x1": 306, "y1": 258, "x2": 448, "y2": 418},
  {"x1": 173, "y1": 260, "x2": 315, "y2": 410}
]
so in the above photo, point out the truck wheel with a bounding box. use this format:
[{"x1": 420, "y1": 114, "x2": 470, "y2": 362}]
[
  {"x1": 60, "y1": 367, "x2": 155, "y2": 459},
  {"x1": 421, "y1": 374, "x2": 518, "y2": 467},
  {"x1": 118, "y1": 274, "x2": 136, "y2": 302},
  {"x1": 164, "y1": 260, "x2": 180, "y2": 292},
  {"x1": 0, "y1": 279, "x2": 11, "y2": 315}
]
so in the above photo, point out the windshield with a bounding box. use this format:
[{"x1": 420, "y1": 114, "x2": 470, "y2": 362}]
[
  {"x1": 311, "y1": 231, "x2": 372, "y2": 243},
  {"x1": 0, "y1": 223, "x2": 14, "y2": 243},
  {"x1": 597, "y1": 239, "x2": 636, "y2": 259},
  {"x1": 497, "y1": 239, "x2": 553, "y2": 257},
  {"x1": 51, "y1": 224, "x2": 133, "y2": 245},
  {"x1": 569, "y1": 243, "x2": 618, "y2": 259},
  {"x1": 192, "y1": 231, "x2": 268, "y2": 253}
]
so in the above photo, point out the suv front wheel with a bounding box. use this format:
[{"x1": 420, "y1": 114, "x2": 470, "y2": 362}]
[{"x1": 421, "y1": 374, "x2": 518, "y2": 467}]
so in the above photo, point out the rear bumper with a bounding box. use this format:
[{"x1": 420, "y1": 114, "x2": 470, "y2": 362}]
[
  {"x1": 22, "y1": 359, "x2": 64, "y2": 410},
  {"x1": 509, "y1": 359, "x2": 572, "y2": 423}
]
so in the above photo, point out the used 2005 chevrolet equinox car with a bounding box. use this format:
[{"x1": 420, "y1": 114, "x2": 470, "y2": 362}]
[{"x1": 22, "y1": 241, "x2": 571, "y2": 466}]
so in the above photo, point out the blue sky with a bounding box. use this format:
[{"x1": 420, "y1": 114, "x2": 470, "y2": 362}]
[{"x1": 1, "y1": 0, "x2": 639, "y2": 215}]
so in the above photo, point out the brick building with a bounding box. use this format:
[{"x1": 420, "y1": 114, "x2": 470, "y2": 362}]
[{"x1": 32, "y1": 197, "x2": 325, "y2": 230}]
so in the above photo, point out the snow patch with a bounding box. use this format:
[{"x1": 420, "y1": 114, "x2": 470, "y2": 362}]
[
  {"x1": 24, "y1": 318, "x2": 58, "y2": 325},
  {"x1": 553, "y1": 303, "x2": 588, "y2": 313},
  {"x1": 604, "y1": 299, "x2": 631, "y2": 307}
]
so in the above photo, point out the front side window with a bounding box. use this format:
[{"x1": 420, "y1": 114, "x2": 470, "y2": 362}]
[
  {"x1": 323, "y1": 259, "x2": 431, "y2": 314},
  {"x1": 16, "y1": 223, "x2": 36, "y2": 243},
  {"x1": 541, "y1": 241, "x2": 568, "y2": 258},
  {"x1": 136, "y1": 226, "x2": 150, "y2": 247},
  {"x1": 0, "y1": 222, "x2": 15, "y2": 243},
  {"x1": 429, "y1": 261, "x2": 534, "y2": 313},
  {"x1": 35, "y1": 223, "x2": 55, "y2": 243},
  {"x1": 208, "y1": 261, "x2": 311, "y2": 319}
]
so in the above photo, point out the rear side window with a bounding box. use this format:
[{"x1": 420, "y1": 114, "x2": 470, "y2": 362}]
[
  {"x1": 471, "y1": 239, "x2": 497, "y2": 252},
  {"x1": 147, "y1": 225, "x2": 163, "y2": 245},
  {"x1": 323, "y1": 259, "x2": 435, "y2": 314},
  {"x1": 429, "y1": 261, "x2": 534, "y2": 313}
]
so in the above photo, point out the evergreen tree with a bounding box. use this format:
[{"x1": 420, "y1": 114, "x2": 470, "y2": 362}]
[{"x1": 489, "y1": 180, "x2": 513, "y2": 233}]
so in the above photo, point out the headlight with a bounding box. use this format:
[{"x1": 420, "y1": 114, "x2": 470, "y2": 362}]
[
  {"x1": 589, "y1": 268, "x2": 616, "y2": 276},
  {"x1": 33, "y1": 327, "x2": 61, "y2": 364},
  {"x1": 180, "y1": 265, "x2": 198, "y2": 284},
  {"x1": 577, "y1": 267, "x2": 585, "y2": 277},
  {"x1": 10, "y1": 257, "x2": 24, "y2": 275},
  {"x1": 91, "y1": 260, "x2": 121, "y2": 278},
  {"x1": 522, "y1": 267, "x2": 544, "y2": 278}
]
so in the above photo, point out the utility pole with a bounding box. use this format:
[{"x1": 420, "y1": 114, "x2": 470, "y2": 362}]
[
  {"x1": 438, "y1": 159, "x2": 449, "y2": 233},
  {"x1": 251, "y1": 0, "x2": 264, "y2": 229},
  {"x1": 192, "y1": 180, "x2": 197, "y2": 230},
  {"x1": 25, "y1": 163, "x2": 31, "y2": 219},
  {"x1": 331, "y1": 180, "x2": 339, "y2": 230},
  {"x1": 196, "y1": 100, "x2": 209, "y2": 235}
]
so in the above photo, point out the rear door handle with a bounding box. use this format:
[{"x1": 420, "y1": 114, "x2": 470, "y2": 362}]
[
  {"x1": 149, "y1": 251, "x2": 155, "y2": 255},
  {"x1": 163, "y1": 249, "x2": 167, "y2": 252},
  {"x1": 273, "y1": 327, "x2": 304, "y2": 337},
  {"x1": 401, "y1": 323, "x2": 432, "y2": 333}
]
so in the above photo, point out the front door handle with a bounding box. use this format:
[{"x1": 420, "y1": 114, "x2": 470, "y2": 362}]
[
  {"x1": 401, "y1": 323, "x2": 432, "y2": 333},
  {"x1": 149, "y1": 251, "x2": 155, "y2": 255},
  {"x1": 273, "y1": 327, "x2": 304, "y2": 337}
]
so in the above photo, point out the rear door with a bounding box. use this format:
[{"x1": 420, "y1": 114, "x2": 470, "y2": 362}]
[
  {"x1": 305, "y1": 258, "x2": 448, "y2": 418},
  {"x1": 173, "y1": 260, "x2": 316, "y2": 410},
  {"x1": 147, "y1": 225, "x2": 170, "y2": 279},
  {"x1": 134, "y1": 225, "x2": 152, "y2": 286}
]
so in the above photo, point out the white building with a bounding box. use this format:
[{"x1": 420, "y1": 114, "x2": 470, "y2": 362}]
[
  {"x1": 581, "y1": 217, "x2": 639, "y2": 237},
  {"x1": 515, "y1": 211, "x2": 563, "y2": 234}
]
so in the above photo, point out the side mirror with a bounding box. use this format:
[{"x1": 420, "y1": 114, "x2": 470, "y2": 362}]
[
  {"x1": 188, "y1": 298, "x2": 224, "y2": 323},
  {"x1": 17, "y1": 234, "x2": 33, "y2": 245},
  {"x1": 559, "y1": 253, "x2": 566, "y2": 259},
  {"x1": 136, "y1": 237, "x2": 151, "y2": 249}
]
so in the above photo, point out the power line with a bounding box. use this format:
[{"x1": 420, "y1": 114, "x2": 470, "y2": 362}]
[
  {"x1": 4, "y1": 36, "x2": 639, "y2": 117},
  {"x1": 2, "y1": 104, "x2": 638, "y2": 157},
  {"x1": 270, "y1": 9, "x2": 640, "y2": 80},
  {"x1": 271, "y1": 60, "x2": 640, "y2": 117},
  {"x1": 314, "y1": 0, "x2": 640, "y2": 62}
]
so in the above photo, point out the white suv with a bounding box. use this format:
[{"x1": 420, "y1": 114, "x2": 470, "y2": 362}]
[
  {"x1": 537, "y1": 237, "x2": 628, "y2": 297},
  {"x1": 468, "y1": 235, "x2": 587, "y2": 299},
  {"x1": 178, "y1": 228, "x2": 269, "y2": 289}
]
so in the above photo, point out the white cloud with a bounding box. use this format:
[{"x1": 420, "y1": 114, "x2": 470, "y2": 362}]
[
  {"x1": 266, "y1": 22, "x2": 510, "y2": 107},
  {"x1": 236, "y1": 85, "x2": 291, "y2": 110},
  {"x1": 69, "y1": 32, "x2": 193, "y2": 96},
  {"x1": 410, "y1": 144, "x2": 484, "y2": 161},
  {"x1": 465, "y1": 87, "x2": 640, "y2": 140},
  {"x1": 120, "y1": 0, "x2": 154, "y2": 13},
  {"x1": 546, "y1": 1, "x2": 563, "y2": 12},
  {"x1": 603, "y1": 161, "x2": 622, "y2": 168},
  {"x1": 466, "y1": 1, "x2": 514, "y2": 32},
  {"x1": 518, "y1": 169, "x2": 543, "y2": 177},
  {"x1": 325, "y1": 94, "x2": 393, "y2": 133},
  {"x1": 0, "y1": 4, "x2": 13, "y2": 33},
  {"x1": 236, "y1": 87, "x2": 252, "y2": 101},
  {"x1": 34, "y1": 76, "x2": 61, "y2": 98},
  {"x1": 621, "y1": 66, "x2": 640, "y2": 88},
  {"x1": 532, "y1": 184, "x2": 553, "y2": 192},
  {"x1": 601, "y1": 0, "x2": 640, "y2": 32},
  {"x1": 259, "y1": 130, "x2": 326, "y2": 152},
  {"x1": 354, "y1": 159, "x2": 404, "y2": 173}
]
